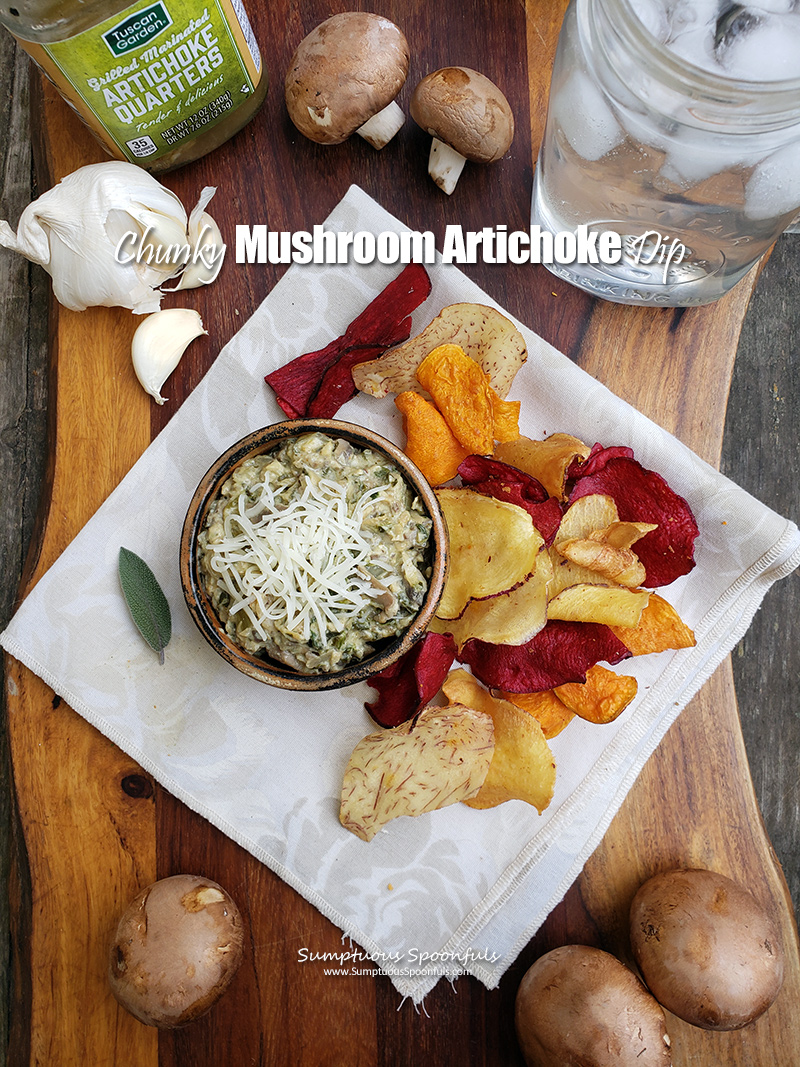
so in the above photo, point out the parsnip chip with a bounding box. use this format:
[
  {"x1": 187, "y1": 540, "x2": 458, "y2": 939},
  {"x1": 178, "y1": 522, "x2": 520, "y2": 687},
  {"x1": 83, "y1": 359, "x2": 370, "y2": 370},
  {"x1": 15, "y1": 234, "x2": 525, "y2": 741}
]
[
  {"x1": 494, "y1": 433, "x2": 591, "y2": 500},
  {"x1": 499, "y1": 689, "x2": 576, "y2": 739},
  {"x1": 554, "y1": 664, "x2": 638, "y2": 724},
  {"x1": 591, "y1": 521, "x2": 658, "y2": 550},
  {"x1": 436, "y1": 488, "x2": 543, "y2": 620},
  {"x1": 429, "y1": 550, "x2": 551, "y2": 649},
  {"x1": 417, "y1": 343, "x2": 496, "y2": 454},
  {"x1": 555, "y1": 494, "x2": 620, "y2": 543},
  {"x1": 556, "y1": 538, "x2": 646, "y2": 588},
  {"x1": 351, "y1": 302, "x2": 527, "y2": 399},
  {"x1": 610, "y1": 592, "x2": 696, "y2": 655},
  {"x1": 339, "y1": 704, "x2": 494, "y2": 842},
  {"x1": 441, "y1": 670, "x2": 556, "y2": 812},
  {"x1": 395, "y1": 389, "x2": 469, "y2": 486},
  {"x1": 548, "y1": 583, "x2": 650, "y2": 628}
]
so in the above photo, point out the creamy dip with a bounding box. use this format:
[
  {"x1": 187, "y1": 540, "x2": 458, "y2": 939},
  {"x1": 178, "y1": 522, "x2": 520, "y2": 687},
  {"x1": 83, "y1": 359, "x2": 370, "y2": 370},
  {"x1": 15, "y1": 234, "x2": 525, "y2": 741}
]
[{"x1": 198, "y1": 432, "x2": 433, "y2": 674}]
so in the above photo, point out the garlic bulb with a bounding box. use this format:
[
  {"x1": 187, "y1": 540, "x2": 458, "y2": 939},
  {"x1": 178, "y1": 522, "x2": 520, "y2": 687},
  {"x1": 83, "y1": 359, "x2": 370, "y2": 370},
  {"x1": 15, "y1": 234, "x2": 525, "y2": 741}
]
[
  {"x1": 131, "y1": 308, "x2": 207, "y2": 404},
  {"x1": 0, "y1": 162, "x2": 212, "y2": 314}
]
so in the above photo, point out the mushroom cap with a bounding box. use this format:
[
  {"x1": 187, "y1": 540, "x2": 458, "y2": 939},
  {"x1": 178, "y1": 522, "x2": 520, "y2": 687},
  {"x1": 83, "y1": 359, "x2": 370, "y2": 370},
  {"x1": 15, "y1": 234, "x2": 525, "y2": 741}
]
[
  {"x1": 410, "y1": 67, "x2": 515, "y2": 163},
  {"x1": 285, "y1": 12, "x2": 410, "y2": 145}
]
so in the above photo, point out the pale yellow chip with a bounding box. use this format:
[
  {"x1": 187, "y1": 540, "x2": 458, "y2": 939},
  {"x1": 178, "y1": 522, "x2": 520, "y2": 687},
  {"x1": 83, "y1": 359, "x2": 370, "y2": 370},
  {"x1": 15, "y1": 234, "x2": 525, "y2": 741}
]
[
  {"x1": 556, "y1": 538, "x2": 646, "y2": 588},
  {"x1": 351, "y1": 303, "x2": 527, "y2": 400},
  {"x1": 430, "y1": 550, "x2": 552, "y2": 649},
  {"x1": 554, "y1": 665, "x2": 638, "y2": 724},
  {"x1": 339, "y1": 704, "x2": 495, "y2": 842},
  {"x1": 493, "y1": 433, "x2": 591, "y2": 500},
  {"x1": 591, "y1": 521, "x2": 658, "y2": 551},
  {"x1": 547, "y1": 583, "x2": 650, "y2": 628},
  {"x1": 441, "y1": 670, "x2": 556, "y2": 813},
  {"x1": 435, "y1": 488, "x2": 543, "y2": 620},
  {"x1": 548, "y1": 495, "x2": 626, "y2": 598}
]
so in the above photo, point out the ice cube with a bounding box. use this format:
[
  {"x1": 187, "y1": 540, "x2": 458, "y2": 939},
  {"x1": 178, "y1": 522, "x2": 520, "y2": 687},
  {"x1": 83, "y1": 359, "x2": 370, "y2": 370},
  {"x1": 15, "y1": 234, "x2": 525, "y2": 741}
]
[
  {"x1": 667, "y1": 23, "x2": 720, "y2": 72},
  {"x1": 749, "y1": 0, "x2": 797, "y2": 14},
  {"x1": 635, "y1": 0, "x2": 671, "y2": 42},
  {"x1": 717, "y1": 12, "x2": 800, "y2": 80},
  {"x1": 554, "y1": 70, "x2": 625, "y2": 161},
  {"x1": 745, "y1": 140, "x2": 800, "y2": 219}
]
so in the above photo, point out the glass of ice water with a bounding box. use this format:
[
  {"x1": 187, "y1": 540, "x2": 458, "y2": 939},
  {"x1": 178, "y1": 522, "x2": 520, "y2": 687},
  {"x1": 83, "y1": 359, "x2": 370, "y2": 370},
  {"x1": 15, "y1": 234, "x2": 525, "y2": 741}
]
[{"x1": 532, "y1": 0, "x2": 800, "y2": 306}]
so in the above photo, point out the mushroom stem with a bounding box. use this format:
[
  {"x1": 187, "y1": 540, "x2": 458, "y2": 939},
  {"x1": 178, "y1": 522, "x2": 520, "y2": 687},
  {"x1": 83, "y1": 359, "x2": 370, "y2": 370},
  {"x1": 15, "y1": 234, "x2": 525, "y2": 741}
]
[
  {"x1": 427, "y1": 138, "x2": 467, "y2": 195},
  {"x1": 356, "y1": 100, "x2": 405, "y2": 149}
]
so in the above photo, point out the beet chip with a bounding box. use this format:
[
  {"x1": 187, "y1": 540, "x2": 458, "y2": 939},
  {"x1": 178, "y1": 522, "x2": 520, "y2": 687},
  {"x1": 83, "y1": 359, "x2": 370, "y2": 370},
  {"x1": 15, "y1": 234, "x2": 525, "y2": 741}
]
[
  {"x1": 457, "y1": 455, "x2": 563, "y2": 544},
  {"x1": 569, "y1": 454, "x2": 698, "y2": 587},
  {"x1": 567, "y1": 442, "x2": 635, "y2": 481},
  {"x1": 265, "y1": 263, "x2": 431, "y2": 419},
  {"x1": 365, "y1": 631, "x2": 457, "y2": 728},
  {"x1": 459, "y1": 621, "x2": 631, "y2": 693}
]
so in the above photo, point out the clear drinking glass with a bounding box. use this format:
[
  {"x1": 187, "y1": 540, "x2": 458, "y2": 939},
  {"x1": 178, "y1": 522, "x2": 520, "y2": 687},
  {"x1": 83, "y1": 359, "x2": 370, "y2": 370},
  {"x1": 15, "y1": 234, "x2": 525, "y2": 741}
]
[{"x1": 532, "y1": 0, "x2": 800, "y2": 306}]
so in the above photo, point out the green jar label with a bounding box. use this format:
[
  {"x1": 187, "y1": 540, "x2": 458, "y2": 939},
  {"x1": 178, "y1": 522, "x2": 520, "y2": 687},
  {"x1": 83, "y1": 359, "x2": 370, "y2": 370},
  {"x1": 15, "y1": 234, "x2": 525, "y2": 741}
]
[{"x1": 39, "y1": 0, "x2": 261, "y2": 163}]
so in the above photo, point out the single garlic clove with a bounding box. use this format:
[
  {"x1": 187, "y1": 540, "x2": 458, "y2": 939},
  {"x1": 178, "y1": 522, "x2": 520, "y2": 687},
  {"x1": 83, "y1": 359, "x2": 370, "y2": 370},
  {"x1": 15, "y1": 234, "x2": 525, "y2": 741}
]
[
  {"x1": 174, "y1": 211, "x2": 225, "y2": 290},
  {"x1": 131, "y1": 307, "x2": 207, "y2": 404}
]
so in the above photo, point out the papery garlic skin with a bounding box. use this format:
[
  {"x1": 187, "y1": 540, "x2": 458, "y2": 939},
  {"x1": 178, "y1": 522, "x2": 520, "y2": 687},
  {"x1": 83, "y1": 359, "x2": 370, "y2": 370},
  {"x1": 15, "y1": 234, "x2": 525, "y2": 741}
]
[
  {"x1": 169, "y1": 186, "x2": 227, "y2": 291},
  {"x1": 0, "y1": 162, "x2": 190, "y2": 314},
  {"x1": 132, "y1": 308, "x2": 207, "y2": 404}
]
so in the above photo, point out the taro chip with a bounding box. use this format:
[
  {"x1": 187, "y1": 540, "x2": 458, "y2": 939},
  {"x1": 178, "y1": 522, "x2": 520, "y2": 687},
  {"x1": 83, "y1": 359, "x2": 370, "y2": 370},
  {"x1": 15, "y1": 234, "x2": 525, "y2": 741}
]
[
  {"x1": 365, "y1": 631, "x2": 457, "y2": 728},
  {"x1": 441, "y1": 670, "x2": 556, "y2": 813},
  {"x1": 460, "y1": 620, "x2": 632, "y2": 693},
  {"x1": 610, "y1": 592, "x2": 696, "y2": 656},
  {"x1": 498, "y1": 689, "x2": 576, "y2": 739},
  {"x1": 569, "y1": 454, "x2": 699, "y2": 587},
  {"x1": 395, "y1": 390, "x2": 469, "y2": 487},
  {"x1": 435, "y1": 488, "x2": 543, "y2": 620},
  {"x1": 458, "y1": 455, "x2": 562, "y2": 544},
  {"x1": 265, "y1": 263, "x2": 431, "y2": 418},
  {"x1": 554, "y1": 664, "x2": 638, "y2": 724},
  {"x1": 339, "y1": 703, "x2": 495, "y2": 841},
  {"x1": 416, "y1": 343, "x2": 496, "y2": 455},
  {"x1": 494, "y1": 433, "x2": 592, "y2": 500},
  {"x1": 351, "y1": 302, "x2": 527, "y2": 399}
]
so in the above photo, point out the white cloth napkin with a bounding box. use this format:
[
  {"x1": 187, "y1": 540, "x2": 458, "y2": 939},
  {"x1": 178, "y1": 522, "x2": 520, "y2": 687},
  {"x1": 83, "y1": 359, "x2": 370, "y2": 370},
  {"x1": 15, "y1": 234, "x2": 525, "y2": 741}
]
[{"x1": 3, "y1": 186, "x2": 799, "y2": 1003}]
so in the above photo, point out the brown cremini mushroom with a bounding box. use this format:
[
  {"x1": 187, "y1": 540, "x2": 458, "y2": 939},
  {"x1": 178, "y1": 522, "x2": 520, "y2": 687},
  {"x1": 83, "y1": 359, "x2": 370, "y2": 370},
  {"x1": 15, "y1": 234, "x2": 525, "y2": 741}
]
[
  {"x1": 285, "y1": 12, "x2": 410, "y2": 149},
  {"x1": 410, "y1": 67, "x2": 515, "y2": 194}
]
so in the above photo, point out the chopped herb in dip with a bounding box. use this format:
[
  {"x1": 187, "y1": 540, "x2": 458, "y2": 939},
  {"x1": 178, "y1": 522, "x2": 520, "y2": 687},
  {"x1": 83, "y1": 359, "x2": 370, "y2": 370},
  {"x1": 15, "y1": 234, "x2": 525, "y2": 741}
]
[{"x1": 198, "y1": 432, "x2": 433, "y2": 673}]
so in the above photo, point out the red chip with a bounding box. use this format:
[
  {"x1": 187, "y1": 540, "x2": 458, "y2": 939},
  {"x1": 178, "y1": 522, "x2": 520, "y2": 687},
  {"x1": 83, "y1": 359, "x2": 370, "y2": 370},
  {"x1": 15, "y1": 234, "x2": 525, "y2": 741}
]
[
  {"x1": 568, "y1": 454, "x2": 699, "y2": 587},
  {"x1": 567, "y1": 442, "x2": 636, "y2": 481},
  {"x1": 365, "y1": 631, "x2": 457, "y2": 728},
  {"x1": 457, "y1": 455, "x2": 563, "y2": 544},
  {"x1": 459, "y1": 621, "x2": 631, "y2": 693}
]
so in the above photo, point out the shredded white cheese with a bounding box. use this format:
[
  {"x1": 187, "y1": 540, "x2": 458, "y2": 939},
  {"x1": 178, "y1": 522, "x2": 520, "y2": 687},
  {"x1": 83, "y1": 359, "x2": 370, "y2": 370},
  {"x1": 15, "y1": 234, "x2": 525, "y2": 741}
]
[{"x1": 204, "y1": 475, "x2": 393, "y2": 648}]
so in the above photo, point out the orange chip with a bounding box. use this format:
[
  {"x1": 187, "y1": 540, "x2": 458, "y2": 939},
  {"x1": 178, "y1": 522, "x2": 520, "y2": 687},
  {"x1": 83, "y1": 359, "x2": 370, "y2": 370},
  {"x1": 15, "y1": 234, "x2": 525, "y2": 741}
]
[
  {"x1": 554, "y1": 664, "x2": 638, "y2": 725},
  {"x1": 416, "y1": 343, "x2": 495, "y2": 454},
  {"x1": 610, "y1": 592, "x2": 696, "y2": 656},
  {"x1": 499, "y1": 688, "x2": 576, "y2": 739},
  {"x1": 395, "y1": 390, "x2": 469, "y2": 486},
  {"x1": 491, "y1": 392, "x2": 521, "y2": 443}
]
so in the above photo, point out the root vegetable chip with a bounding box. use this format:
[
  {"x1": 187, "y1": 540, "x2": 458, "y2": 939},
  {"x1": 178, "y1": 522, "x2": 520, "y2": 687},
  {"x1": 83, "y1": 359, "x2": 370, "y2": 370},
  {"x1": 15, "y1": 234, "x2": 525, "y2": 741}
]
[
  {"x1": 265, "y1": 263, "x2": 431, "y2": 418},
  {"x1": 499, "y1": 689, "x2": 576, "y2": 739},
  {"x1": 610, "y1": 592, "x2": 696, "y2": 656},
  {"x1": 395, "y1": 390, "x2": 469, "y2": 486},
  {"x1": 548, "y1": 494, "x2": 627, "y2": 597},
  {"x1": 554, "y1": 665, "x2": 638, "y2": 724},
  {"x1": 364, "y1": 631, "x2": 457, "y2": 728},
  {"x1": 548, "y1": 584, "x2": 650, "y2": 628},
  {"x1": 339, "y1": 704, "x2": 495, "y2": 842},
  {"x1": 429, "y1": 550, "x2": 552, "y2": 650},
  {"x1": 458, "y1": 455, "x2": 562, "y2": 544},
  {"x1": 494, "y1": 433, "x2": 592, "y2": 501},
  {"x1": 491, "y1": 393, "x2": 522, "y2": 443},
  {"x1": 416, "y1": 343, "x2": 496, "y2": 454},
  {"x1": 460, "y1": 620, "x2": 632, "y2": 693},
  {"x1": 569, "y1": 453, "x2": 699, "y2": 587},
  {"x1": 441, "y1": 670, "x2": 556, "y2": 812},
  {"x1": 351, "y1": 302, "x2": 527, "y2": 399},
  {"x1": 556, "y1": 538, "x2": 647, "y2": 587},
  {"x1": 436, "y1": 488, "x2": 543, "y2": 620}
]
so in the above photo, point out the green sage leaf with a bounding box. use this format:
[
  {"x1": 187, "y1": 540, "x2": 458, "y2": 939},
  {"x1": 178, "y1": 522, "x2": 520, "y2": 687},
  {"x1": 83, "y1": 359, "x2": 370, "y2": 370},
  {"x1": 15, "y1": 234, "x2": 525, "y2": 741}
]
[{"x1": 118, "y1": 547, "x2": 172, "y2": 664}]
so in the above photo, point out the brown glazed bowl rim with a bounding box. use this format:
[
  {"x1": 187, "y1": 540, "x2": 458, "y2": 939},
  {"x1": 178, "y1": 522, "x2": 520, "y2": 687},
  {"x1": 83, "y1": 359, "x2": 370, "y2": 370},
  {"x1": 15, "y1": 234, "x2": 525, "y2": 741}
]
[{"x1": 180, "y1": 419, "x2": 449, "y2": 691}]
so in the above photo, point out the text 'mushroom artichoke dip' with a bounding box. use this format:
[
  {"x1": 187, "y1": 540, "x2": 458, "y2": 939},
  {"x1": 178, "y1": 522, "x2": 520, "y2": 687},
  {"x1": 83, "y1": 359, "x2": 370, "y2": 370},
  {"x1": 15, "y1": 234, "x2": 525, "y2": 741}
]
[{"x1": 198, "y1": 432, "x2": 433, "y2": 673}]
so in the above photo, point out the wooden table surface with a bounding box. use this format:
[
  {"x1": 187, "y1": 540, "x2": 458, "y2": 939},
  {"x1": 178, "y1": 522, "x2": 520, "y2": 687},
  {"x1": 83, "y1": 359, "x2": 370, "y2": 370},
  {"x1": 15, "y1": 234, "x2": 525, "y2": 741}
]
[{"x1": 1, "y1": 2, "x2": 799, "y2": 1065}]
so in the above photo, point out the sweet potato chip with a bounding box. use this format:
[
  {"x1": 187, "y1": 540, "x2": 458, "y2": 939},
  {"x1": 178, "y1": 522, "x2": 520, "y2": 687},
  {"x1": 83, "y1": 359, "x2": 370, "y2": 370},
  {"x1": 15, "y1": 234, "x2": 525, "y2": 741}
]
[
  {"x1": 351, "y1": 302, "x2": 527, "y2": 399},
  {"x1": 436, "y1": 488, "x2": 543, "y2": 620},
  {"x1": 548, "y1": 584, "x2": 650, "y2": 628},
  {"x1": 554, "y1": 664, "x2": 638, "y2": 724},
  {"x1": 494, "y1": 433, "x2": 592, "y2": 500},
  {"x1": 491, "y1": 393, "x2": 521, "y2": 443},
  {"x1": 416, "y1": 343, "x2": 496, "y2": 454},
  {"x1": 499, "y1": 689, "x2": 576, "y2": 739},
  {"x1": 364, "y1": 631, "x2": 457, "y2": 728},
  {"x1": 458, "y1": 455, "x2": 562, "y2": 544},
  {"x1": 339, "y1": 703, "x2": 494, "y2": 841},
  {"x1": 441, "y1": 670, "x2": 556, "y2": 812},
  {"x1": 395, "y1": 390, "x2": 469, "y2": 486},
  {"x1": 610, "y1": 592, "x2": 696, "y2": 655},
  {"x1": 460, "y1": 620, "x2": 632, "y2": 693},
  {"x1": 429, "y1": 550, "x2": 552, "y2": 649}
]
